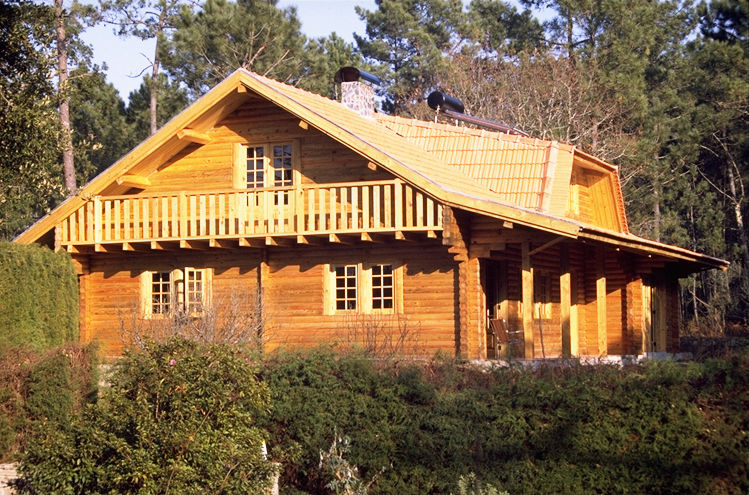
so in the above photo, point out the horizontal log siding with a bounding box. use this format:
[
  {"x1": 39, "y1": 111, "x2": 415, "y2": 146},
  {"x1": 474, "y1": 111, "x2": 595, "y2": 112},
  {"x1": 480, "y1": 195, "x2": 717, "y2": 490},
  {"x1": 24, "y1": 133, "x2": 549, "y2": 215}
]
[
  {"x1": 79, "y1": 242, "x2": 459, "y2": 358},
  {"x1": 265, "y1": 244, "x2": 458, "y2": 355}
]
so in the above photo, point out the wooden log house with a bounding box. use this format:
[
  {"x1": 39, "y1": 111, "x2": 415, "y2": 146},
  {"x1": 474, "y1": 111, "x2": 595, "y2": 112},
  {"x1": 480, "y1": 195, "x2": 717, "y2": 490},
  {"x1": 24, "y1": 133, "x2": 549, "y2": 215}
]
[{"x1": 15, "y1": 69, "x2": 728, "y2": 360}]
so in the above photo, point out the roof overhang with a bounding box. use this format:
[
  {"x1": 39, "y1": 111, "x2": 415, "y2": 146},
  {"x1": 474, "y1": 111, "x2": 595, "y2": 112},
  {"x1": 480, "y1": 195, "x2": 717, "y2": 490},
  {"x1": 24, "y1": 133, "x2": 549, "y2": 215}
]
[{"x1": 578, "y1": 226, "x2": 729, "y2": 272}]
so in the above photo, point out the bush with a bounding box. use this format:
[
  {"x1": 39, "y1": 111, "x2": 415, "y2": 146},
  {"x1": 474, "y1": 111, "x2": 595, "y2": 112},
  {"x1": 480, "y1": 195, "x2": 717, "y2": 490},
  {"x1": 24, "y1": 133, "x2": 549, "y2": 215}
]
[
  {"x1": 0, "y1": 241, "x2": 78, "y2": 349},
  {"x1": 263, "y1": 349, "x2": 749, "y2": 495},
  {"x1": 0, "y1": 343, "x2": 97, "y2": 462},
  {"x1": 18, "y1": 338, "x2": 273, "y2": 494}
]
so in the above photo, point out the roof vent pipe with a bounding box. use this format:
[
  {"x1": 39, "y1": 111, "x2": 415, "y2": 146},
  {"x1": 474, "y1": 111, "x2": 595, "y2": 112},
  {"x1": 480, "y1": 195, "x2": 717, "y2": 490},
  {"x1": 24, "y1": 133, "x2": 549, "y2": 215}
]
[
  {"x1": 334, "y1": 67, "x2": 381, "y2": 86},
  {"x1": 427, "y1": 91, "x2": 529, "y2": 137}
]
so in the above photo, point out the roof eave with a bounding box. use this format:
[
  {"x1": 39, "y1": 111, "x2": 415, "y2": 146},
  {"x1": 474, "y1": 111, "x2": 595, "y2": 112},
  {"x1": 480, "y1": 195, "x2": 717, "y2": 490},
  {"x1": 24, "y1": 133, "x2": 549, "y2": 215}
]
[{"x1": 578, "y1": 226, "x2": 729, "y2": 270}]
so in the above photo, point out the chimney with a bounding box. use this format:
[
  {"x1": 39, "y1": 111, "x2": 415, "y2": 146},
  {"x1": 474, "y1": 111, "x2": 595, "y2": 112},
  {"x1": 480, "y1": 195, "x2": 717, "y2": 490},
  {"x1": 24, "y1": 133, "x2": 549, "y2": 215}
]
[{"x1": 334, "y1": 67, "x2": 380, "y2": 118}]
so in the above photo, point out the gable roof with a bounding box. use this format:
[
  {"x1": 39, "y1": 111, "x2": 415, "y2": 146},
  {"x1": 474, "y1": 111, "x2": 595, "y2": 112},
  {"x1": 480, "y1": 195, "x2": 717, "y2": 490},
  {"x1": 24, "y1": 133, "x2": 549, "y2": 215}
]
[{"x1": 14, "y1": 69, "x2": 727, "y2": 270}]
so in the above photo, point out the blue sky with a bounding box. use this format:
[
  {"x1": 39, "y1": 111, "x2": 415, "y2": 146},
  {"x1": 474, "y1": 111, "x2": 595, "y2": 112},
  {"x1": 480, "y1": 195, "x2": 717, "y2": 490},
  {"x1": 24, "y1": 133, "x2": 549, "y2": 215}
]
[{"x1": 80, "y1": 0, "x2": 377, "y2": 99}]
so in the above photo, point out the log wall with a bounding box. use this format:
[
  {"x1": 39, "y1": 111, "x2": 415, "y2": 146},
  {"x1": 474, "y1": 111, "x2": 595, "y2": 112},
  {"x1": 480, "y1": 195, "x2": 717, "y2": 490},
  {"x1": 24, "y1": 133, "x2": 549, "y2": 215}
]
[
  {"x1": 76, "y1": 242, "x2": 459, "y2": 359},
  {"x1": 143, "y1": 99, "x2": 389, "y2": 196}
]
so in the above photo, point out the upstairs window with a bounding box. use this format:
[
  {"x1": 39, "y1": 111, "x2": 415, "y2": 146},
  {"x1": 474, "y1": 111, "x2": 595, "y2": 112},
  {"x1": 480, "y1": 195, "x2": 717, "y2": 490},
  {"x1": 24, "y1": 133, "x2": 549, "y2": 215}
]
[
  {"x1": 246, "y1": 146, "x2": 265, "y2": 189},
  {"x1": 234, "y1": 141, "x2": 297, "y2": 192},
  {"x1": 272, "y1": 144, "x2": 293, "y2": 188}
]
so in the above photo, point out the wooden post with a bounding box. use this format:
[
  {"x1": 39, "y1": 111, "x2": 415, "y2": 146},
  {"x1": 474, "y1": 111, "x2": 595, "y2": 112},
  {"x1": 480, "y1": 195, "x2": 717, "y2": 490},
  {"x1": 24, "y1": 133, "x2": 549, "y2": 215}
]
[
  {"x1": 179, "y1": 192, "x2": 187, "y2": 238},
  {"x1": 258, "y1": 249, "x2": 269, "y2": 351},
  {"x1": 522, "y1": 240, "x2": 534, "y2": 358},
  {"x1": 394, "y1": 179, "x2": 403, "y2": 230},
  {"x1": 596, "y1": 247, "x2": 607, "y2": 356},
  {"x1": 92, "y1": 197, "x2": 101, "y2": 244},
  {"x1": 560, "y1": 244, "x2": 572, "y2": 357},
  {"x1": 642, "y1": 279, "x2": 652, "y2": 353}
]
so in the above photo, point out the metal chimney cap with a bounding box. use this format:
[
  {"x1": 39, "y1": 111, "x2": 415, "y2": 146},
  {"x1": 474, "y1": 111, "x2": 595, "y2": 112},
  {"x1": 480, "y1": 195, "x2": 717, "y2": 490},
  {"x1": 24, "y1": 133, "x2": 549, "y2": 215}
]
[
  {"x1": 427, "y1": 91, "x2": 465, "y2": 114},
  {"x1": 334, "y1": 67, "x2": 381, "y2": 86}
]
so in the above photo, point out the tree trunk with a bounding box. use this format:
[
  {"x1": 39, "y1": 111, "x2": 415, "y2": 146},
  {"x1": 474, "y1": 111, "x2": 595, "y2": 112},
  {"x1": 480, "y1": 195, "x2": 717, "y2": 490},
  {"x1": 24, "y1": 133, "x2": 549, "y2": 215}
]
[
  {"x1": 55, "y1": 0, "x2": 76, "y2": 193},
  {"x1": 653, "y1": 185, "x2": 661, "y2": 242},
  {"x1": 149, "y1": 37, "x2": 160, "y2": 135},
  {"x1": 726, "y1": 162, "x2": 749, "y2": 303}
]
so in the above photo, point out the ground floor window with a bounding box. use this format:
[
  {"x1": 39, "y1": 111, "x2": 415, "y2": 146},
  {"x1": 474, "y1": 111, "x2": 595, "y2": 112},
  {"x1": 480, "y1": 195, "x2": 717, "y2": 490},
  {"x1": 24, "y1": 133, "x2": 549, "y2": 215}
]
[
  {"x1": 327, "y1": 262, "x2": 401, "y2": 314},
  {"x1": 142, "y1": 267, "x2": 211, "y2": 317}
]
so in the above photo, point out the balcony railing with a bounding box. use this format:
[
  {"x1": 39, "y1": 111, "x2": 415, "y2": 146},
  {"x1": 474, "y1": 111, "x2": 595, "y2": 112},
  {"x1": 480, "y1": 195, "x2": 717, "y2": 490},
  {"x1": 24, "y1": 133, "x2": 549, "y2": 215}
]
[{"x1": 59, "y1": 179, "x2": 443, "y2": 247}]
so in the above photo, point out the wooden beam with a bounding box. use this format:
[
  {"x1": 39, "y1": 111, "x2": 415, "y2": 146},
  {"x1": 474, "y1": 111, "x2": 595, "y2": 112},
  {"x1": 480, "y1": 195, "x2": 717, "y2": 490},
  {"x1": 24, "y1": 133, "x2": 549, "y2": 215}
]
[
  {"x1": 367, "y1": 161, "x2": 378, "y2": 171},
  {"x1": 596, "y1": 247, "x2": 607, "y2": 356},
  {"x1": 236, "y1": 84, "x2": 248, "y2": 93},
  {"x1": 529, "y1": 236, "x2": 564, "y2": 256},
  {"x1": 265, "y1": 236, "x2": 293, "y2": 247},
  {"x1": 209, "y1": 238, "x2": 235, "y2": 249},
  {"x1": 502, "y1": 220, "x2": 514, "y2": 229},
  {"x1": 394, "y1": 231, "x2": 405, "y2": 241},
  {"x1": 238, "y1": 237, "x2": 265, "y2": 248},
  {"x1": 560, "y1": 244, "x2": 576, "y2": 357},
  {"x1": 360, "y1": 232, "x2": 373, "y2": 242},
  {"x1": 298, "y1": 120, "x2": 309, "y2": 130},
  {"x1": 116, "y1": 174, "x2": 151, "y2": 188},
  {"x1": 522, "y1": 240, "x2": 534, "y2": 358},
  {"x1": 179, "y1": 239, "x2": 207, "y2": 250},
  {"x1": 426, "y1": 230, "x2": 438, "y2": 239},
  {"x1": 176, "y1": 128, "x2": 211, "y2": 145}
]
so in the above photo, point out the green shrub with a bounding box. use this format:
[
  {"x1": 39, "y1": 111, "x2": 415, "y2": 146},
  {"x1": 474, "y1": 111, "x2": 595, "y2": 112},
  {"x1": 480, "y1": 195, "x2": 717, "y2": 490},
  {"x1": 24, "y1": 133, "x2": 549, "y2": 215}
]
[
  {"x1": 263, "y1": 349, "x2": 749, "y2": 495},
  {"x1": 18, "y1": 338, "x2": 273, "y2": 494},
  {"x1": 24, "y1": 352, "x2": 74, "y2": 425},
  {"x1": 0, "y1": 241, "x2": 78, "y2": 349},
  {"x1": 0, "y1": 343, "x2": 97, "y2": 463}
]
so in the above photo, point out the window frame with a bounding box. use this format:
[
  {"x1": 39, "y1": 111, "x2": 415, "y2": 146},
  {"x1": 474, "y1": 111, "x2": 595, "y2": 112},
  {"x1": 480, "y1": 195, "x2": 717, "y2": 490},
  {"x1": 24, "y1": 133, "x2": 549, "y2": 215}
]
[
  {"x1": 233, "y1": 140, "x2": 300, "y2": 191},
  {"x1": 325, "y1": 262, "x2": 403, "y2": 315},
  {"x1": 141, "y1": 267, "x2": 212, "y2": 318}
]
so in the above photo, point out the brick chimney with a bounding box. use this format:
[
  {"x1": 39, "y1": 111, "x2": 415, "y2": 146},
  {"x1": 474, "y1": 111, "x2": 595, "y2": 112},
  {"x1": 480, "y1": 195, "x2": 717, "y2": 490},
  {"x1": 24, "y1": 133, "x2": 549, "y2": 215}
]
[{"x1": 335, "y1": 67, "x2": 380, "y2": 118}]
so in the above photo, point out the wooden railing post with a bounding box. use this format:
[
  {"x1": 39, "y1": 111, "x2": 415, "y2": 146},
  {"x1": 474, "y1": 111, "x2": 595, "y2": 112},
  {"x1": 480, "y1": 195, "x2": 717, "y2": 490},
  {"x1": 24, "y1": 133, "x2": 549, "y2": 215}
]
[
  {"x1": 179, "y1": 192, "x2": 187, "y2": 238},
  {"x1": 393, "y1": 179, "x2": 403, "y2": 230},
  {"x1": 93, "y1": 196, "x2": 102, "y2": 245}
]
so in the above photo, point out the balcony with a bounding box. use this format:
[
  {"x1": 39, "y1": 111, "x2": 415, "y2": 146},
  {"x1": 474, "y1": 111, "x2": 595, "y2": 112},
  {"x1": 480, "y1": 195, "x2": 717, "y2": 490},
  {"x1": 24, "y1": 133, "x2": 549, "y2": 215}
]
[{"x1": 58, "y1": 179, "x2": 444, "y2": 252}]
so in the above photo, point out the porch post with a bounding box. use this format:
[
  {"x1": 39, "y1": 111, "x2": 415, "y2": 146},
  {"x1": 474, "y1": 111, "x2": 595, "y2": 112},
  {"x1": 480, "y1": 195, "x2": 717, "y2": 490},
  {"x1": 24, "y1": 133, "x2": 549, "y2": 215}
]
[
  {"x1": 596, "y1": 247, "x2": 607, "y2": 356},
  {"x1": 560, "y1": 244, "x2": 578, "y2": 356},
  {"x1": 522, "y1": 240, "x2": 534, "y2": 358}
]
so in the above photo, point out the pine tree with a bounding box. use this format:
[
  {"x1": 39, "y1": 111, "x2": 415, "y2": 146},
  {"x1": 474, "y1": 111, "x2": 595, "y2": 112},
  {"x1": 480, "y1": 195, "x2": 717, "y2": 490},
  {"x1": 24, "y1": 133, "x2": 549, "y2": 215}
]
[
  {"x1": 160, "y1": 0, "x2": 306, "y2": 100},
  {"x1": 100, "y1": 0, "x2": 187, "y2": 135}
]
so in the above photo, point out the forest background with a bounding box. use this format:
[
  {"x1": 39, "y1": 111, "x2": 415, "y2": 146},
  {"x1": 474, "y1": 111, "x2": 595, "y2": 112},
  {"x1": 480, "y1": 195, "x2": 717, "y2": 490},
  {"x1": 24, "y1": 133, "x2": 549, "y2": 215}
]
[{"x1": 2, "y1": 0, "x2": 748, "y2": 333}]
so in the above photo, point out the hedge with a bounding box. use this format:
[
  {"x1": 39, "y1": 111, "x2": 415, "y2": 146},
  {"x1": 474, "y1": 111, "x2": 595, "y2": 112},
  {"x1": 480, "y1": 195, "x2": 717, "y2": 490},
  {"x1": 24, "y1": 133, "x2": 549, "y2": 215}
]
[
  {"x1": 0, "y1": 241, "x2": 78, "y2": 349},
  {"x1": 261, "y1": 349, "x2": 749, "y2": 495}
]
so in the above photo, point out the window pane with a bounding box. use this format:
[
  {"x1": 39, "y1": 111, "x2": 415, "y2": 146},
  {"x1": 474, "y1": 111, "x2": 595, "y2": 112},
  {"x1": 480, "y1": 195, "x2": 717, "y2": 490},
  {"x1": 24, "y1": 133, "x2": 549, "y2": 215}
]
[
  {"x1": 185, "y1": 268, "x2": 205, "y2": 313},
  {"x1": 371, "y1": 264, "x2": 394, "y2": 311},
  {"x1": 246, "y1": 146, "x2": 265, "y2": 188},
  {"x1": 151, "y1": 272, "x2": 171, "y2": 314},
  {"x1": 334, "y1": 264, "x2": 357, "y2": 311}
]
